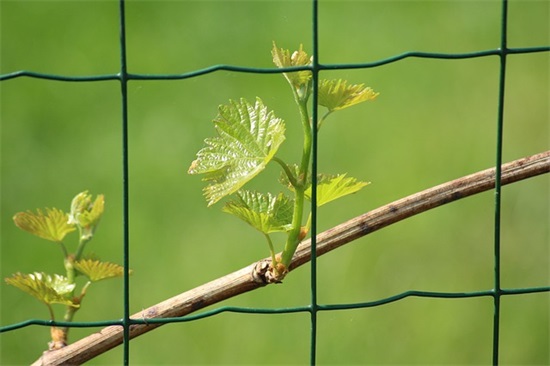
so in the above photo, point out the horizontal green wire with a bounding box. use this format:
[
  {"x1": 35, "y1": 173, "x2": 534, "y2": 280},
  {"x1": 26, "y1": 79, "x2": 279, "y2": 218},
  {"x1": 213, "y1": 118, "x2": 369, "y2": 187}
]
[
  {"x1": 2, "y1": 285, "x2": 547, "y2": 332},
  {"x1": 1, "y1": 46, "x2": 548, "y2": 82}
]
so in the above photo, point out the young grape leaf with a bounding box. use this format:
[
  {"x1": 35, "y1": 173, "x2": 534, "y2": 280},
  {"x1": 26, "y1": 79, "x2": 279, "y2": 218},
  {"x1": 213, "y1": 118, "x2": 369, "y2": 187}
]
[
  {"x1": 13, "y1": 208, "x2": 75, "y2": 243},
  {"x1": 74, "y1": 259, "x2": 127, "y2": 282},
  {"x1": 280, "y1": 168, "x2": 368, "y2": 207},
  {"x1": 68, "y1": 191, "x2": 105, "y2": 240},
  {"x1": 271, "y1": 42, "x2": 312, "y2": 93},
  {"x1": 305, "y1": 174, "x2": 370, "y2": 206},
  {"x1": 188, "y1": 98, "x2": 286, "y2": 206},
  {"x1": 318, "y1": 79, "x2": 379, "y2": 112},
  {"x1": 4, "y1": 272, "x2": 79, "y2": 307},
  {"x1": 223, "y1": 190, "x2": 294, "y2": 234}
]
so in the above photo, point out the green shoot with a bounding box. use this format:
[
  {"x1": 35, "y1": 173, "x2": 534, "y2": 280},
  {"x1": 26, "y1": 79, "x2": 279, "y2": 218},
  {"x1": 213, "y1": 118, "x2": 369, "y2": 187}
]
[
  {"x1": 189, "y1": 42, "x2": 378, "y2": 282},
  {"x1": 5, "y1": 191, "x2": 128, "y2": 350}
]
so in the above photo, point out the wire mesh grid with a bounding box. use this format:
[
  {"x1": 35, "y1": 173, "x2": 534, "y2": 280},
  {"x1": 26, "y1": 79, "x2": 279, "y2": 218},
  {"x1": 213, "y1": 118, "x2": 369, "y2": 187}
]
[{"x1": 1, "y1": 0, "x2": 549, "y2": 364}]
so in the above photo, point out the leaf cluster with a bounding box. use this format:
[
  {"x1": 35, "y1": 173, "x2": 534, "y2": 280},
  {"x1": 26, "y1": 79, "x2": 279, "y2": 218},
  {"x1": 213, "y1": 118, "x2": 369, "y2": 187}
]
[
  {"x1": 5, "y1": 191, "x2": 127, "y2": 348},
  {"x1": 189, "y1": 42, "x2": 378, "y2": 280}
]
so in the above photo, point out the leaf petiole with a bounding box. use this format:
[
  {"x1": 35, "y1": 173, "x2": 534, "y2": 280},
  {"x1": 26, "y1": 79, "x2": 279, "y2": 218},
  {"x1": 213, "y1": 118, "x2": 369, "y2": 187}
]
[
  {"x1": 47, "y1": 303, "x2": 55, "y2": 322},
  {"x1": 74, "y1": 235, "x2": 91, "y2": 261},
  {"x1": 57, "y1": 241, "x2": 69, "y2": 260},
  {"x1": 304, "y1": 213, "x2": 312, "y2": 234},
  {"x1": 263, "y1": 233, "x2": 279, "y2": 276},
  {"x1": 273, "y1": 157, "x2": 299, "y2": 189},
  {"x1": 317, "y1": 110, "x2": 332, "y2": 130}
]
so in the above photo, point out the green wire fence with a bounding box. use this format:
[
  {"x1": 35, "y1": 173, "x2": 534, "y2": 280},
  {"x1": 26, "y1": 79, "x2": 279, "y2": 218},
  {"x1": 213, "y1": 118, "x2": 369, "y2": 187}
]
[{"x1": 1, "y1": 0, "x2": 549, "y2": 364}]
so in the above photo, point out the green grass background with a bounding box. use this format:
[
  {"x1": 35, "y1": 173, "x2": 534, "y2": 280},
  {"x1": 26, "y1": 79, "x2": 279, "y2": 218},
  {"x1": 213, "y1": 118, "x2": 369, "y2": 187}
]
[{"x1": 1, "y1": 0, "x2": 548, "y2": 365}]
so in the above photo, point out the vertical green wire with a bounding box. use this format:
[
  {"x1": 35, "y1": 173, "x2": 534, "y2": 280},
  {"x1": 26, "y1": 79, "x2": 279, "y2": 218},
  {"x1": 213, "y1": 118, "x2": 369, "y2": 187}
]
[
  {"x1": 118, "y1": 0, "x2": 131, "y2": 364},
  {"x1": 310, "y1": 0, "x2": 319, "y2": 365},
  {"x1": 493, "y1": 0, "x2": 508, "y2": 364}
]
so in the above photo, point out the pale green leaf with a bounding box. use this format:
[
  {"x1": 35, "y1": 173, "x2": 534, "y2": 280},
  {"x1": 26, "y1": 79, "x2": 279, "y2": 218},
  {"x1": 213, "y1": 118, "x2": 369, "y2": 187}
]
[
  {"x1": 13, "y1": 208, "x2": 75, "y2": 243},
  {"x1": 4, "y1": 272, "x2": 79, "y2": 307},
  {"x1": 188, "y1": 98, "x2": 286, "y2": 206},
  {"x1": 271, "y1": 42, "x2": 312, "y2": 90},
  {"x1": 318, "y1": 79, "x2": 379, "y2": 112},
  {"x1": 280, "y1": 168, "x2": 368, "y2": 207},
  {"x1": 68, "y1": 191, "x2": 105, "y2": 240},
  {"x1": 74, "y1": 259, "x2": 128, "y2": 282},
  {"x1": 305, "y1": 174, "x2": 370, "y2": 206},
  {"x1": 223, "y1": 190, "x2": 294, "y2": 234}
]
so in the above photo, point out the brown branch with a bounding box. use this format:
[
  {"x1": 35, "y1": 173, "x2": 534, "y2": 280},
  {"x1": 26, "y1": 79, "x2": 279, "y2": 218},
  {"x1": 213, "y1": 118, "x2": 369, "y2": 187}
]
[{"x1": 33, "y1": 150, "x2": 550, "y2": 365}]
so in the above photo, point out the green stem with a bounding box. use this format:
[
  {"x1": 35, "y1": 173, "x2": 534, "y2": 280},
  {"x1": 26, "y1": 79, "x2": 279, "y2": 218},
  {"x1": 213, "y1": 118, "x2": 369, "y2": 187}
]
[
  {"x1": 297, "y1": 100, "x2": 312, "y2": 188},
  {"x1": 304, "y1": 212, "x2": 312, "y2": 233},
  {"x1": 60, "y1": 304, "x2": 79, "y2": 336},
  {"x1": 317, "y1": 110, "x2": 332, "y2": 130},
  {"x1": 280, "y1": 99, "x2": 312, "y2": 268},
  {"x1": 273, "y1": 156, "x2": 298, "y2": 188},
  {"x1": 64, "y1": 255, "x2": 76, "y2": 285},
  {"x1": 281, "y1": 187, "x2": 305, "y2": 268},
  {"x1": 60, "y1": 281, "x2": 89, "y2": 336},
  {"x1": 46, "y1": 303, "x2": 55, "y2": 322},
  {"x1": 60, "y1": 231, "x2": 90, "y2": 335},
  {"x1": 81, "y1": 281, "x2": 92, "y2": 297},
  {"x1": 263, "y1": 233, "x2": 279, "y2": 275},
  {"x1": 61, "y1": 254, "x2": 78, "y2": 335},
  {"x1": 57, "y1": 241, "x2": 69, "y2": 259},
  {"x1": 74, "y1": 229, "x2": 91, "y2": 260}
]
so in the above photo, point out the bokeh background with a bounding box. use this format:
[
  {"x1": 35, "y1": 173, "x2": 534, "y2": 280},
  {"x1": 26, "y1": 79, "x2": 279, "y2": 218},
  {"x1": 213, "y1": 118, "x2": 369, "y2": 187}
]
[{"x1": 1, "y1": 0, "x2": 548, "y2": 365}]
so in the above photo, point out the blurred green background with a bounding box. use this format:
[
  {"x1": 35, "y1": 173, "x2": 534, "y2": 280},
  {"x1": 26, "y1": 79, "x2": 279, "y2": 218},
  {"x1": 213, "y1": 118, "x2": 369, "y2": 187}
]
[{"x1": 1, "y1": 0, "x2": 548, "y2": 365}]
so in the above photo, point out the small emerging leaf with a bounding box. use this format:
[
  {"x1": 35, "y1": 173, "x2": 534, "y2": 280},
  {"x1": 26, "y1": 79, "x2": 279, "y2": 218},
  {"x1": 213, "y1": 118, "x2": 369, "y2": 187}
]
[
  {"x1": 318, "y1": 79, "x2": 379, "y2": 112},
  {"x1": 5, "y1": 272, "x2": 79, "y2": 307},
  {"x1": 13, "y1": 208, "x2": 75, "y2": 243},
  {"x1": 68, "y1": 191, "x2": 105, "y2": 240},
  {"x1": 74, "y1": 259, "x2": 128, "y2": 282},
  {"x1": 223, "y1": 190, "x2": 294, "y2": 234},
  {"x1": 306, "y1": 174, "x2": 370, "y2": 206},
  {"x1": 188, "y1": 98, "x2": 286, "y2": 206},
  {"x1": 272, "y1": 42, "x2": 312, "y2": 97}
]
